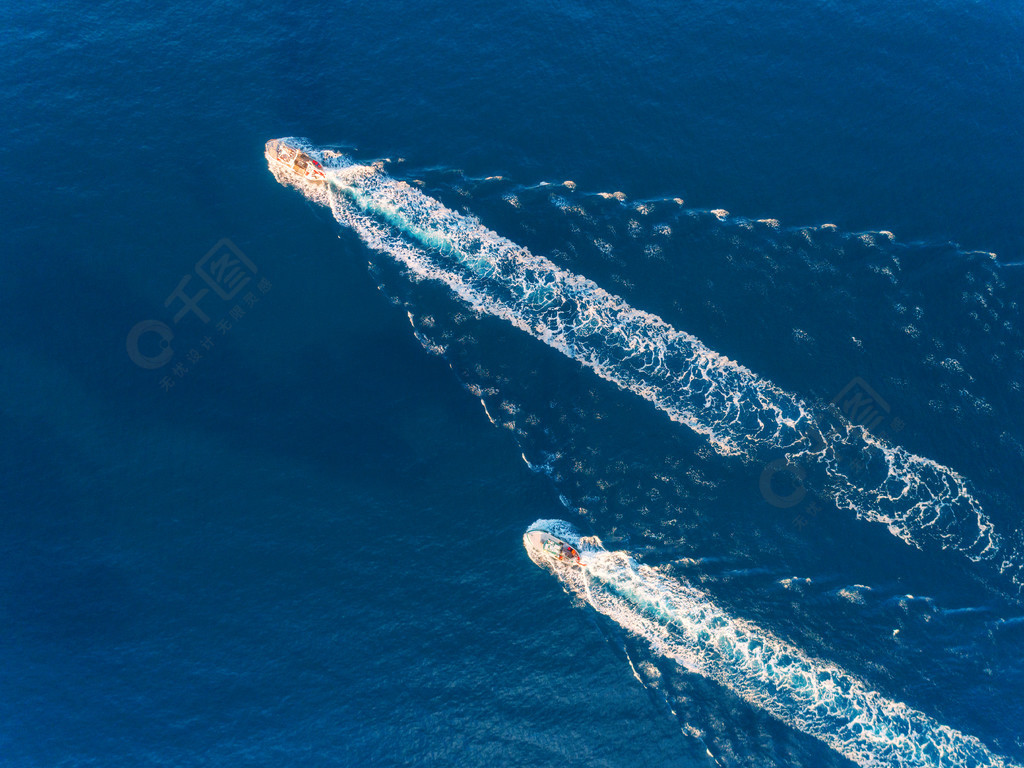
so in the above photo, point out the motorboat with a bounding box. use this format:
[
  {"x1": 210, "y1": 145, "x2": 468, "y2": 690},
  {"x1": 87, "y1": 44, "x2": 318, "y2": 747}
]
[
  {"x1": 265, "y1": 138, "x2": 327, "y2": 183},
  {"x1": 524, "y1": 519, "x2": 586, "y2": 566}
]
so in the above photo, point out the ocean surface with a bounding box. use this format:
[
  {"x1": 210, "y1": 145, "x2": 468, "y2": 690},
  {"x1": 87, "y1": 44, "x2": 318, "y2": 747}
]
[{"x1": 3, "y1": 1, "x2": 1024, "y2": 766}]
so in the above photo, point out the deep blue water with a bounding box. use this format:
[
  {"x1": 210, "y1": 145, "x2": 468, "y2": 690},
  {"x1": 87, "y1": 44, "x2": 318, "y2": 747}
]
[{"x1": 3, "y1": 1, "x2": 1024, "y2": 766}]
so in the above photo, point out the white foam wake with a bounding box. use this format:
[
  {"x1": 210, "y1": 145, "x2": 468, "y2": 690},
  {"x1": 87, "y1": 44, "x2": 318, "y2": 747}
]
[
  {"x1": 266, "y1": 139, "x2": 1009, "y2": 582},
  {"x1": 525, "y1": 522, "x2": 1018, "y2": 768}
]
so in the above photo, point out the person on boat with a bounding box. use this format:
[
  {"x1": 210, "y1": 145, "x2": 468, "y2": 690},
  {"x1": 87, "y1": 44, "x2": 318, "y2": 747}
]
[{"x1": 559, "y1": 543, "x2": 583, "y2": 564}]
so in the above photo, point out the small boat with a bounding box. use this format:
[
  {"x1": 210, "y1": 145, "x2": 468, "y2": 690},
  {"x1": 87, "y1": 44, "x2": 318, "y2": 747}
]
[
  {"x1": 524, "y1": 520, "x2": 586, "y2": 566},
  {"x1": 265, "y1": 139, "x2": 326, "y2": 183}
]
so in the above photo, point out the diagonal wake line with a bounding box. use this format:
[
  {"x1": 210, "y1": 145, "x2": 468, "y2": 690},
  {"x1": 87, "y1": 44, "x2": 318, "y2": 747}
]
[
  {"x1": 525, "y1": 520, "x2": 1020, "y2": 768},
  {"x1": 267, "y1": 139, "x2": 1017, "y2": 591}
]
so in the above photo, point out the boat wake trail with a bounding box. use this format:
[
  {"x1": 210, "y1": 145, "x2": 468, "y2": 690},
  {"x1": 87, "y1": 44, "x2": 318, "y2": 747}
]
[
  {"x1": 265, "y1": 138, "x2": 1018, "y2": 592},
  {"x1": 525, "y1": 520, "x2": 1019, "y2": 768}
]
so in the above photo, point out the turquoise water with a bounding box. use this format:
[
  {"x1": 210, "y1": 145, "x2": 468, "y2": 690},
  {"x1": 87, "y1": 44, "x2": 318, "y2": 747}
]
[{"x1": 3, "y1": 1, "x2": 1024, "y2": 766}]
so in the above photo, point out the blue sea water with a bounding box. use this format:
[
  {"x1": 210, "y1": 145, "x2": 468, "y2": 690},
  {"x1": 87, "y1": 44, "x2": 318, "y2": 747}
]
[{"x1": 3, "y1": 1, "x2": 1024, "y2": 766}]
